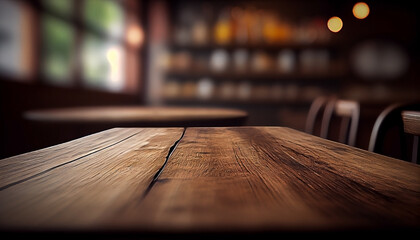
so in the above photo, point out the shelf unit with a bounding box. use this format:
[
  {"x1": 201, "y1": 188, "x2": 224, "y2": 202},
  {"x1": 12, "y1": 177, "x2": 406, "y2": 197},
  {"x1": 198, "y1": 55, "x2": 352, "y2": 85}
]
[
  {"x1": 154, "y1": 0, "x2": 350, "y2": 128},
  {"x1": 162, "y1": 42, "x2": 346, "y2": 106},
  {"x1": 168, "y1": 42, "x2": 339, "y2": 51},
  {"x1": 165, "y1": 69, "x2": 345, "y2": 82}
]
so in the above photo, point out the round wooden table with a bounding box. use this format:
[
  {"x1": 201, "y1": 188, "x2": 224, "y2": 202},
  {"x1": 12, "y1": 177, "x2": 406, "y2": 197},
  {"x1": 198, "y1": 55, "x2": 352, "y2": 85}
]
[{"x1": 24, "y1": 106, "x2": 248, "y2": 127}]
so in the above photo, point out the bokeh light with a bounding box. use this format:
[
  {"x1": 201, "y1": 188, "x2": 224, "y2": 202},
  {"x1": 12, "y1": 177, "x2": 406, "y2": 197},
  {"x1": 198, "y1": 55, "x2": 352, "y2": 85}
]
[
  {"x1": 353, "y1": 2, "x2": 370, "y2": 19},
  {"x1": 327, "y1": 16, "x2": 343, "y2": 33},
  {"x1": 126, "y1": 24, "x2": 144, "y2": 47}
]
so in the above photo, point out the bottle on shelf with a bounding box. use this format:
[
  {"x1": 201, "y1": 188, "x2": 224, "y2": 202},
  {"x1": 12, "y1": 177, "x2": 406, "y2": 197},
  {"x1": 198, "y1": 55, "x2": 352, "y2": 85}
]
[
  {"x1": 210, "y1": 49, "x2": 230, "y2": 72},
  {"x1": 197, "y1": 77, "x2": 215, "y2": 100},
  {"x1": 251, "y1": 51, "x2": 272, "y2": 72},
  {"x1": 276, "y1": 49, "x2": 296, "y2": 73},
  {"x1": 232, "y1": 49, "x2": 249, "y2": 72},
  {"x1": 214, "y1": 9, "x2": 233, "y2": 45}
]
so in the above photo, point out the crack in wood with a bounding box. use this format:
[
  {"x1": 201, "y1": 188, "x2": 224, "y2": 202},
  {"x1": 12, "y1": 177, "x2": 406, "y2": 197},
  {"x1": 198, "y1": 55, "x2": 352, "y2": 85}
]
[{"x1": 140, "y1": 127, "x2": 186, "y2": 201}]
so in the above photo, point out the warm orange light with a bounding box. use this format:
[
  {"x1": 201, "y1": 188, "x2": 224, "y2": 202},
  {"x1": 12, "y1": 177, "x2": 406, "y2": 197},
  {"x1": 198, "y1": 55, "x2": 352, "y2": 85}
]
[
  {"x1": 214, "y1": 21, "x2": 232, "y2": 44},
  {"x1": 126, "y1": 25, "x2": 144, "y2": 47},
  {"x1": 353, "y1": 2, "x2": 370, "y2": 19},
  {"x1": 327, "y1": 16, "x2": 343, "y2": 33}
]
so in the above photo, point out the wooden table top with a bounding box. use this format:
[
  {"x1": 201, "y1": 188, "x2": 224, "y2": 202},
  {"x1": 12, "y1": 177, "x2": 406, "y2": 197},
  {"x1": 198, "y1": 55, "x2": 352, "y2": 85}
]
[
  {"x1": 24, "y1": 106, "x2": 248, "y2": 126},
  {"x1": 1, "y1": 127, "x2": 419, "y2": 235},
  {"x1": 402, "y1": 110, "x2": 420, "y2": 136}
]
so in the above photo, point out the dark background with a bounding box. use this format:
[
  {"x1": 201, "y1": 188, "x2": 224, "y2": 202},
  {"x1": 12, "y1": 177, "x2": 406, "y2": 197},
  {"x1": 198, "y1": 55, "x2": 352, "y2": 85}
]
[{"x1": 0, "y1": 0, "x2": 419, "y2": 159}]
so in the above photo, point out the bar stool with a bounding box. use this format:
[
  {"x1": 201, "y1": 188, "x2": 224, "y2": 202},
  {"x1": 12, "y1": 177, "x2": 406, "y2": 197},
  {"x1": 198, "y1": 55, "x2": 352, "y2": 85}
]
[{"x1": 402, "y1": 110, "x2": 420, "y2": 163}]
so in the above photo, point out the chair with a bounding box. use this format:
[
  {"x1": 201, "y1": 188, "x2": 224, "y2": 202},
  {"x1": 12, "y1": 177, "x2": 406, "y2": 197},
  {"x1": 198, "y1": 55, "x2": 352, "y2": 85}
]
[
  {"x1": 401, "y1": 110, "x2": 420, "y2": 163},
  {"x1": 305, "y1": 96, "x2": 329, "y2": 136},
  {"x1": 368, "y1": 102, "x2": 420, "y2": 162},
  {"x1": 320, "y1": 98, "x2": 360, "y2": 146}
]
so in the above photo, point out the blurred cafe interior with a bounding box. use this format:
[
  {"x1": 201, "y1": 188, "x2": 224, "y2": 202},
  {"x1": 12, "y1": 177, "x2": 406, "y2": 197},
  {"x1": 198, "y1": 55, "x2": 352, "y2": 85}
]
[{"x1": 0, "y1": 0, "x2": 419, "y2": 162}]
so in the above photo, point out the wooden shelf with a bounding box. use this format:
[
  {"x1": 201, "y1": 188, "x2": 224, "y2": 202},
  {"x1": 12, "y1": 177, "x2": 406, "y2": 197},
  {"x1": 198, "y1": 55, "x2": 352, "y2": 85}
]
[
  {"x1": 165, "y1": 69, "x2": 344, "y2": 82},
  {"x1": 169, "y1": 42, "x2": 339, "y2": 51}
]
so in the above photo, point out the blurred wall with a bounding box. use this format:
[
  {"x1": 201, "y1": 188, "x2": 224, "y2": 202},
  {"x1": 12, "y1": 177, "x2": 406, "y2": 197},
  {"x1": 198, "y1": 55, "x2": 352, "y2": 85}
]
[{"x1": 0, "y1": 0, "x2": 419, "y2": 159}]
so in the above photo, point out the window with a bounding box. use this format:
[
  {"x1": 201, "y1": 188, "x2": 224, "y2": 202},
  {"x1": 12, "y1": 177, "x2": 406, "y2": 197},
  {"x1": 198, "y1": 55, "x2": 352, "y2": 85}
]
[
  {"x1": 83, "y1": 0, "x2": 124, "y2": 38},
  {"x1": 41, "y1": 15, "x2": 75, "y2": 84},
  {"x1": 43, "y1": 0, "x2": 73, "y2": 16},
  {"x1": 81, "y1": 0, "x2": 126, "y2": 91},
  {"x1": 39, "y1": 0, "x2": 141, "y2": 92},
  {"x1": 82, "y1": 34, "x2": 125, "y2": 90},
  {"x1": 0, "y1": 0, "x2": 142, "y2": 93},
  {"x1": 44, "y1": 0, "x2": 139, "y2": 92}
]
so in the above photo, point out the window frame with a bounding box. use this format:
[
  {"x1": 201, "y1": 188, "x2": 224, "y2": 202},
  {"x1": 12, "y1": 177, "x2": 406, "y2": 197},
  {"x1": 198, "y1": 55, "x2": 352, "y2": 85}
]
[{"x1": 4, "y1": 0, "x2": 143, "y2": 95}]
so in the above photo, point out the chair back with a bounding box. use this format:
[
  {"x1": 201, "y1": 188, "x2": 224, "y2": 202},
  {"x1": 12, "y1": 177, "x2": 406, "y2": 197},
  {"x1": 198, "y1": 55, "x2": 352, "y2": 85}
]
[
  {"x1": 321, "y1": 98, "x2": 360, "y2": 146},
  {"x1": 401, "y1": 110, "x2": 420, "y2": 163},
  {"x1": 368, "y1": 102, "x2": 420, "y2": 162},
  {"x1": 305, "y1": 96, "x2": 329, "y2": 136}
]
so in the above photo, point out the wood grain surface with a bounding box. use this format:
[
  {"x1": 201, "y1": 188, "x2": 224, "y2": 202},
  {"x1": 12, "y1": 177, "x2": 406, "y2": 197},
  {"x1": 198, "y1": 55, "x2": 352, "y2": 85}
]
[
  {"x1": 118, "y1": 127, "x2": 420, "y2": 232},
  {"x1": 0, "y1": 128, "x2": 143, "y2": 189},
  {"x1": 0, "y1": 128, "x2": 184, "y2": 230},
  {"x1": 402, "y1": 111, "x2": 420, "y2": 136},
  {"x1": 0, "y1": 127, "x2": 419, "y2": 234}
]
